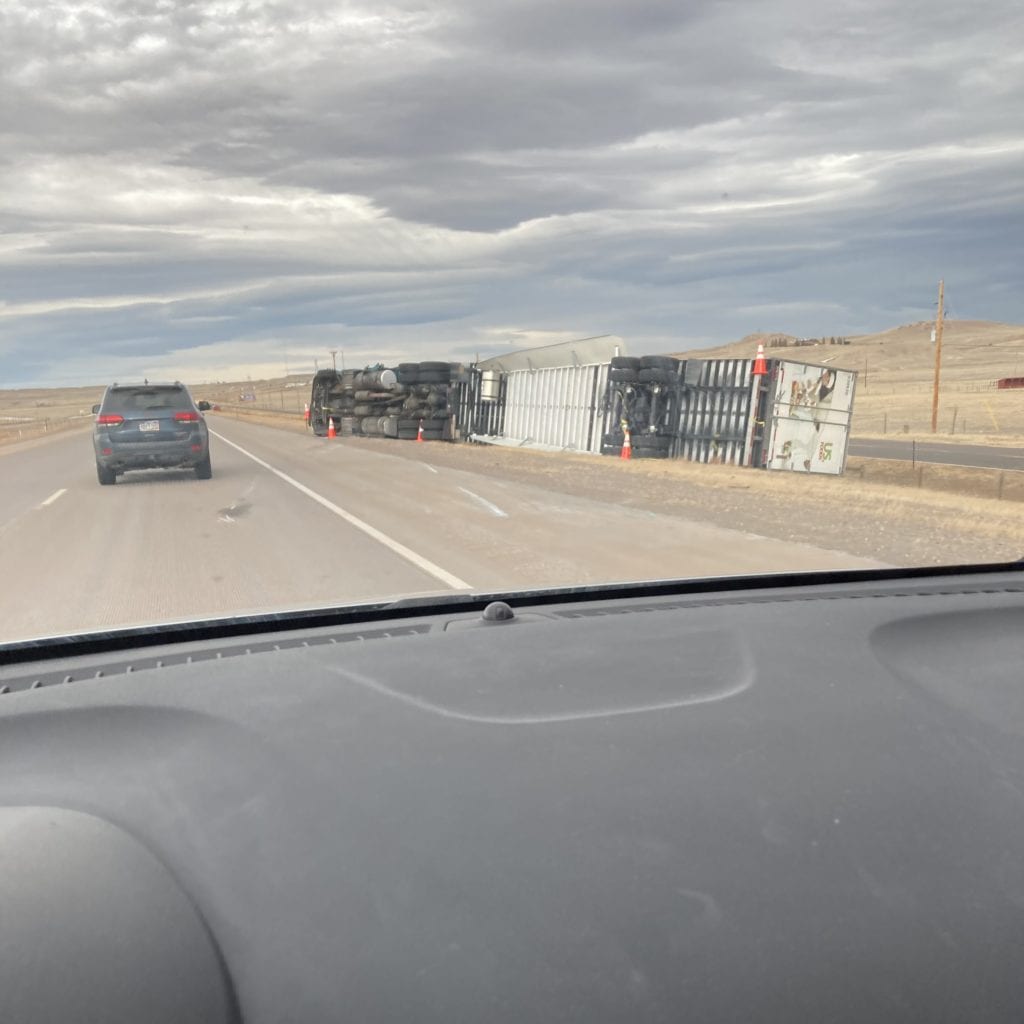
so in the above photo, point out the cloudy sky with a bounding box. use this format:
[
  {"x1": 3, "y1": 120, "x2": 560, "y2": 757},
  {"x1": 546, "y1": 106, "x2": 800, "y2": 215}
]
[{"x1": 2, "y1": 0, "x2": 1022, "y2": 385}]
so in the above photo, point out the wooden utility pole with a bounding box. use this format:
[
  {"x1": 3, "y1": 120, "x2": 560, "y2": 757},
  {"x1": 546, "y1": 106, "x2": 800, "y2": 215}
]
[{"x1": 930, "y1": 279, "x2": 944, "y2": 433}]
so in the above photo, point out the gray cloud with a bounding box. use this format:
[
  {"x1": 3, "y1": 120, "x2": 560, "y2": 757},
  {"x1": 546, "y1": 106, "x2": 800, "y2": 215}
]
[{"x1": 1, "y1": 0, "x2": 1022, "y2": 384}]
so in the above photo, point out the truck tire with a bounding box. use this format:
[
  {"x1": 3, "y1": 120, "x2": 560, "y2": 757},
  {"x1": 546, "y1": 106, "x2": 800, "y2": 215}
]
[
  {"x1": 608, "y1": 368, "x2": 639, "y2": 383},
  {"x1": 638, "y1": 368, "x2": 677, "y2": 384},
  {"x1": 639, "y1": 355, "x2": 679, "y2": 371},
  {"x1": 633, "y1": 433, "x2": 672, "y2": 450},
  {"x1": 610, "y1": 356, "x2": 641, "y2": 371}
]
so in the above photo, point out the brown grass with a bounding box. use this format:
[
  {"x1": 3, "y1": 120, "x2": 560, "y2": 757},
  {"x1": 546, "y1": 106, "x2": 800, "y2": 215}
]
[
  {"x1": 209, "y1": 404, "x2": 310, "y2": 434},
  {"x1": 674, "y1": 319, "x2": 1024, "y2": 441}
]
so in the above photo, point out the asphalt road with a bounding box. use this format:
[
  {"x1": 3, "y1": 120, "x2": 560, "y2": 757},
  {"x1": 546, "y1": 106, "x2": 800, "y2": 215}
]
[
  {"x1": 849, "y1": 437, "x2": 1024, "y2": 471},
  {"x1": 0, "y1": 418, "x2": 879, "y2": 643}
]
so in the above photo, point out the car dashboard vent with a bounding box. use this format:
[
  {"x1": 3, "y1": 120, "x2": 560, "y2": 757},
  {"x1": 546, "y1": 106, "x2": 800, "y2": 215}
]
[{"x1": 0, "y1": 623, "x2": 432, "y2": 696}]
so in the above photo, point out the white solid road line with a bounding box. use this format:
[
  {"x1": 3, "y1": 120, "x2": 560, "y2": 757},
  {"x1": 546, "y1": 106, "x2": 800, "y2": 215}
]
[
  {"x1": 210, "y1": 430, "x2": 472, "y2": 591},
  {"x1": 38, "y1": 488, "x2": 67, "y2": 508},
  {"x1": 458, "y1": 486, "x2": 509, "y2": 518}
]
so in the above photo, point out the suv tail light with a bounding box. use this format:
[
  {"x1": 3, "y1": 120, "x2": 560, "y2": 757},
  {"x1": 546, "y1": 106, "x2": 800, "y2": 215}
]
[
  {"x1": 174, "y1": 411, "x2": 200, "y2": 422},
  {"x1": 96, "y1": 414, "x2": 124, "y2": 425}
]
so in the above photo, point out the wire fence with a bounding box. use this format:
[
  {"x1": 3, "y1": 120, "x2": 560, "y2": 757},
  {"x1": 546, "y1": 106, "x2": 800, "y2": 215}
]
[{"x1": 0, "y1": 414, "x2": 93, "y2": 446}]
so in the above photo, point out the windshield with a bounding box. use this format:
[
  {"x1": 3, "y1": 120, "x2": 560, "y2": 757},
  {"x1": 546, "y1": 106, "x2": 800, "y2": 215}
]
[
  {"x1": 101, "y1": 387, "x2": 194, "y2": 414},
  {"x1": 1, "y1": 0, "x2": 1021, "y2": 644}
]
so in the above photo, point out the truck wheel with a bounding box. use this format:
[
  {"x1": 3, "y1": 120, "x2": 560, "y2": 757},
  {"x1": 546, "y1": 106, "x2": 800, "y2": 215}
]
[
  {"x1": 638, "y1": 368, "x2": 676, "y2": 384},
  {"x1": 639, "y1": 355, "x2": 680, "y2": 371},
  {"x1": 608, "y1": 368, "x2": 639, "y2": 383},
  {"x1": 633, "y1": 434, "x2": 672, "y2": 450}
]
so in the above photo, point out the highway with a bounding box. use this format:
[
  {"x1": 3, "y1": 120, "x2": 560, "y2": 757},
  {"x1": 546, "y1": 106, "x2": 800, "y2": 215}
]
[
  {"x1": 1, "y1": 418, "x2": 880, "y2": 643},
  {"x1": 849, "y1": 437, "x2": 1024, "y2": 471}
]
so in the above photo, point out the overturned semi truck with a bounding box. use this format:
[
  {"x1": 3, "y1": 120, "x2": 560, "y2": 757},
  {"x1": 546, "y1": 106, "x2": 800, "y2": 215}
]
[{"x1": 309, "y1": 362, "x2": 494, "y2": 441}]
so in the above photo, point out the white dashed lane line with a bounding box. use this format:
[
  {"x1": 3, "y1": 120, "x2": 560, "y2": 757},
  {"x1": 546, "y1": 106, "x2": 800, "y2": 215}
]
[
  {"x1": 458, "y1": 487, "x2": 509, "y2": 518},
  {"x1": 38, "y1": 488, "x2": 67, "y2": 508}
]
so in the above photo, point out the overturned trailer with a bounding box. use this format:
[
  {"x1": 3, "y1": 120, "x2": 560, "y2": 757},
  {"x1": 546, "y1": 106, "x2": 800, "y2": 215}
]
[
  {"x1": 469, "y1": 353, "x2": 857, "y2": 474},
  {"x1": 310, "y1": 349, "x2": 856, "y2": 474}
]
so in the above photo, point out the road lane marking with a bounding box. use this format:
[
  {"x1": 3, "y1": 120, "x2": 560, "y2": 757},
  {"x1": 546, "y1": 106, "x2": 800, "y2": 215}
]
[
  {"x1": 458, "y1": 486, "x2": 509, "y2": 518},
  {"x1": 210, "y1": 430, "x2": 471, "y2": 590},
  {"x1": 38, "y1": 488, "x2": 67, "y2": 508},
  {"x1": 422, "y1": 464, "x2": 439, "y2": 474}
]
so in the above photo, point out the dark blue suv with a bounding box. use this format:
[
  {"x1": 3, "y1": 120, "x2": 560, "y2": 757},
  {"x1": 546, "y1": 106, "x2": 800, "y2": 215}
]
[{"x1": 93, "y1": 382, "x2": 212, "y2": 485}]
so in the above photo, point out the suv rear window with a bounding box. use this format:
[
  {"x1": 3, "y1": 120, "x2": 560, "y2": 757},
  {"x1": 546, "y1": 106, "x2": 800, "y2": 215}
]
[{"x1": 103, "y1": 386, "x2": 191, "y2": 414}]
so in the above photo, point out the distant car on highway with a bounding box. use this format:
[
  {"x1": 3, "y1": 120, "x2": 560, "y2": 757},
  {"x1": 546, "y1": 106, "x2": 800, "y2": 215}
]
[{"x1": 92, "y1": 382, "x2": 212, "y2": 485}]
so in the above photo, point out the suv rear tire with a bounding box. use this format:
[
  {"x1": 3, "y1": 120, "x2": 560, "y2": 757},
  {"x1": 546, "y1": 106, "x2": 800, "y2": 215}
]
[
  {"x1": 194, "y1": 455, "x2": 213, "y2": 480},
  {"x1": 96, "y1": 463, "x2": 116, "y2": 486}
]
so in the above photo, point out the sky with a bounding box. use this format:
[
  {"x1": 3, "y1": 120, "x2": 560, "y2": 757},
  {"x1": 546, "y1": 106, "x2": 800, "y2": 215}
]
[{"x1": 1, "y1": 0, "x2": 1022, "y2": 386}]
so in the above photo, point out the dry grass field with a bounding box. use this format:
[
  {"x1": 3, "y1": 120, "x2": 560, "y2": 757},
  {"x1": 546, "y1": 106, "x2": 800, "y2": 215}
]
[
  {"x1": 674, "y1": 319, "x2": 1024, "y2": 441},
  {"x1": 0, "y1": 384, "x2": 104, "y2": 446}
]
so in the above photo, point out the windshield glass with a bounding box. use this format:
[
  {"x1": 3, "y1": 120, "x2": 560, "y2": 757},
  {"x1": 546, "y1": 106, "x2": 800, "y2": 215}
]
[
  {"x1": 102, "y1": 387, "x2": 192, "y2": 412},
  {"x1": 1, "y1": 0, "x2": 1021, "y2": 644}
]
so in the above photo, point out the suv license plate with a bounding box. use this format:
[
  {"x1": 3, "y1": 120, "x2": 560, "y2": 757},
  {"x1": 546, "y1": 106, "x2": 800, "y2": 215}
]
[{"x1": 139, "y1": 420, "x2": 160, "y2": 432}]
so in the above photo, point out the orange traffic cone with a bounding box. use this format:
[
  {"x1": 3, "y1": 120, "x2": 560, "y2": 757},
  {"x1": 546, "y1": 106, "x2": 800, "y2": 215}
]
[
  {"x1": 752, "y1": 343, "x2": 767, "y2": 377},
  {"x1": 620, "y1": 429, "x2": 632, "y2": 459},
  {"x1": 327, "y1": 417, "x2": 336, "y2": 438},
  {"x1": 416, "y1": 420, "x2": 424, "y2": 443}
]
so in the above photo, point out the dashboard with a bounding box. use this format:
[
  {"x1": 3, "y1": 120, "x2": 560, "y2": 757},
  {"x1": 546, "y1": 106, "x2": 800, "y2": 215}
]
[{"x1": 2, "y1": 564, "x2": 1023, "y2": 1022}]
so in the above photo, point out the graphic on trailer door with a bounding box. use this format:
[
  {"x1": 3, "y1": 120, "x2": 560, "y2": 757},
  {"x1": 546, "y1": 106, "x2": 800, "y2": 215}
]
[{"x1": 769, "y1": 363, "x2": 855, "y2": 474}]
